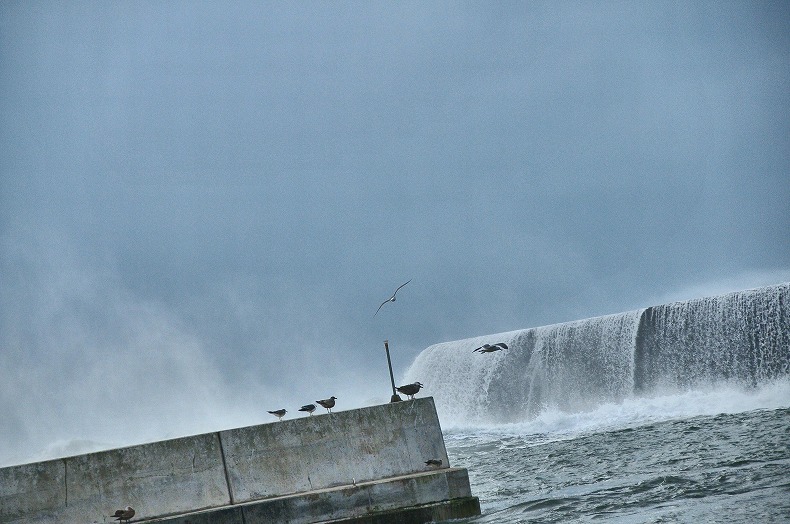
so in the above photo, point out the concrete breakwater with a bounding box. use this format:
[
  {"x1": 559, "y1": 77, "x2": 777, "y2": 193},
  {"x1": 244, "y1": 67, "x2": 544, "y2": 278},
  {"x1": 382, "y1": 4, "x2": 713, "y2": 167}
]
[{"x1": 0, "y1": 398, "x2": 480, "y2": 523}]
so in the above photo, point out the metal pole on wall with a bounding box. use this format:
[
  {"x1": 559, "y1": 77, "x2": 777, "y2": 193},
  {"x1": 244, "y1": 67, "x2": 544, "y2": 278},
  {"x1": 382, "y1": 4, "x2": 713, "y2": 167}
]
[{"x1": 384, "y1": 340, "x2": 402, "y2": 402}]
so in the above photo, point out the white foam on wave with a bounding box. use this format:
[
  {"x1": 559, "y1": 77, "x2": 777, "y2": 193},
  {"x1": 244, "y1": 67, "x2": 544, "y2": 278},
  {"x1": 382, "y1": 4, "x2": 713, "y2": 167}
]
[{"x1": 443, "y1": 378, "x2": 790, "y2": 439}]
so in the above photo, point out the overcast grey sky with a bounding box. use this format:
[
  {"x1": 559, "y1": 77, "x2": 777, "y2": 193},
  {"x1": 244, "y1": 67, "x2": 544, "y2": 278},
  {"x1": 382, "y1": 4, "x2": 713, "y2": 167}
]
[{"x1": 1, "y1": 1, "x2": 789, "y2": 465}]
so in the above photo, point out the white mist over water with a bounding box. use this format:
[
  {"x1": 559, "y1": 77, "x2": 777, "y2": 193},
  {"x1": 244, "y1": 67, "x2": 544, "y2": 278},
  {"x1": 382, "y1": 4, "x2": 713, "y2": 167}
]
[{"x1": 0, "y1": 231, "x2": 392, "y2": 468}]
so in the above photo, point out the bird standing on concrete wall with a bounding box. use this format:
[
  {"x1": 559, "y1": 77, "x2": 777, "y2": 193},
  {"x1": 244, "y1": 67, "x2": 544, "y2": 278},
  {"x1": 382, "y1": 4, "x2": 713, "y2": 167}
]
[
  {"x1": 268, "y1": 409, "x2": 287, "y2": 421},
  {"x1": 396, "y1": 382, "x2": 424, "y2": 400},
  {"x1": 110, "y1": 506, "x2": 135, "y2": 523},
  {"x1": 374, "y1": 279, "x2": 412, "y2": 317},
  {"x1": 316, "y1": 396, "x2": 337, "y2": 413},
  {"x1": 299, "y1": 403, "x2": 316, "y2": 416}
]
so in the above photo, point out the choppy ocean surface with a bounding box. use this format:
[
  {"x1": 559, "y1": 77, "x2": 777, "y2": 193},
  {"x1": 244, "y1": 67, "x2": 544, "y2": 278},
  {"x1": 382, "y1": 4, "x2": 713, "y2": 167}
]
[{"x1": 439, "y1": 382, "x2": 790, "y2": 523}]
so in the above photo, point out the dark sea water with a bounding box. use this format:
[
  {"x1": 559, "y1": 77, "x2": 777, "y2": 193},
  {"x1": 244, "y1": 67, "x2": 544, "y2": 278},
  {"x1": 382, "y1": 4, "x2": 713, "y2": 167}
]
[{"x1": 441, "y1": 384, "x2": 790, "y2": 523}]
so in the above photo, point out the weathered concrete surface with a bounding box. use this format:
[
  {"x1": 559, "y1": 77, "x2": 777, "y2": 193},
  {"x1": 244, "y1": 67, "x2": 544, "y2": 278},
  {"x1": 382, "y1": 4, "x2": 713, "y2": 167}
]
[
  {"x1": 221, "y1": 398, "x2": 448, "y2": 502},
  {"x1": 64, "y1": 433, "x2": 230, "y2": 521},
  {"x1": 143, "y1": 468, "x2": 477, "y2": 524},
  {"x1": 0, "y1": 459, "x2": 65, "y2": 523},
  {"x1": 0, "y1": 433, "x2": 230, "y2": 524},
  {"x1": 0, "y1": 398, "x2": 477, "y2": 524}
]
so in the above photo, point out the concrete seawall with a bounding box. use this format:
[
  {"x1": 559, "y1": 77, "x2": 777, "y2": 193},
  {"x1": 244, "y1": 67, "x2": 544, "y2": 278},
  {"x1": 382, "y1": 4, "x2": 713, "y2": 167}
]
[{"x1": 0, "y1": 398, "x2": 479, "y2": 523}]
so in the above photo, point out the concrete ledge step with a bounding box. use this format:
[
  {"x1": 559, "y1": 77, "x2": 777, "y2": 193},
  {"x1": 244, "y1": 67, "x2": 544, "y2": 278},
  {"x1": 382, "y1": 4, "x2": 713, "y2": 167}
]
[
  {"x1": 318, "y1": 497, "x2": 481, "y2": 524},
  {"x1": 142, "y1": 468, "x2": 479, "y2": 524}
]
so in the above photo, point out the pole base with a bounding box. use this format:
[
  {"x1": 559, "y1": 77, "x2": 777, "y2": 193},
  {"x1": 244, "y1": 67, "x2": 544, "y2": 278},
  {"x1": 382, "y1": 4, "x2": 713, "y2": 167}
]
[{"x1": 390, "y1": 394, "x2": 403, "y2": 402}]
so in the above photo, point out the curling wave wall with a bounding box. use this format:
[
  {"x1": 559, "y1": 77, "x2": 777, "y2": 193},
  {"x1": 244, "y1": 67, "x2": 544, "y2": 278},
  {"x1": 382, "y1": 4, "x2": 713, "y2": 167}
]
[{"x1": 405, "y1": 283, "x2": 790, "y2": 424}]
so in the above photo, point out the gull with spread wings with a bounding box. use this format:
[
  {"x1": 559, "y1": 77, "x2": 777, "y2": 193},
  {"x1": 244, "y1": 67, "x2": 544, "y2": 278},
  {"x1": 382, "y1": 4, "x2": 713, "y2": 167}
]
[
  {"x1": 473, "y1": 342, "x2": 508, "y2": 353},
  {"x1": 374, "y1": 279, "x2": 412, "y2": 317}
]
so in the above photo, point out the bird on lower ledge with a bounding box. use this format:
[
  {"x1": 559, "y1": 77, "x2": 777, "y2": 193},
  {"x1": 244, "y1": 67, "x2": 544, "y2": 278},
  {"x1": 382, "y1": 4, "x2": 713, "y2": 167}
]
[{"x1": 110, "y1": 506, "x2": 135, "y2": 523}]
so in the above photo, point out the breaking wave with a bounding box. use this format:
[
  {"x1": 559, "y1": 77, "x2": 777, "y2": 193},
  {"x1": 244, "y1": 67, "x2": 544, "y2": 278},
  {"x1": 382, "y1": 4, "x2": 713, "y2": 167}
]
[{"x1": 404, "y1": 283, "x2": 790, "y2": 426}]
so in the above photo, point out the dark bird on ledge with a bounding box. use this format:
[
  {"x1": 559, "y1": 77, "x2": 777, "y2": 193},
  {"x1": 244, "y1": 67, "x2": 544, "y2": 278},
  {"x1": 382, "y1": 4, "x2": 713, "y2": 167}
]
[
  {"x1": 299, "y1": 404, "x2": 316, "y2": 416},
  {"x1": 425, "y1": 459, "x2": 443, "y2": 467},
  {"x1": 268, "y1": 409, "x2": 287, "y2": 421},
  {"x1": 110, "y1": 507, "x2": 135, "y2": 523},
  {"x1": 473, "y1": 342, "x2": 508, "y2": 353},
  {"x1": 374, "y1": 279, "x2": 412, "y2": 317},
  {"x1": 316, "y1": 396, "x2": 337, "y2": 413},
  {"x1": 396, "y1": 382, "x2": 424, "y2": 399}
]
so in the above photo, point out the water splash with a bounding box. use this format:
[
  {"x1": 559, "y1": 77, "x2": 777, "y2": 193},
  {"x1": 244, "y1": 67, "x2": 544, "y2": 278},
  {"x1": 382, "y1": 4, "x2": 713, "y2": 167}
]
[
  {"x1": 635, "y1": 284, "x2": 790, "y2": 391},
  {"x1": 405, "y1": 283, "x2": 790, "y2": 426}
]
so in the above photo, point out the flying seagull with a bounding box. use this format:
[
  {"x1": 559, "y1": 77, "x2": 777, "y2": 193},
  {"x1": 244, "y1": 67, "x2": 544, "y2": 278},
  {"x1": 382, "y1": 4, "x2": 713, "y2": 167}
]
[
  {"x1": 396, "y1": 382, "x2": 424, "y2": 400},
  {"x1": 425, "y1": 459, "x2": 443, "y2": 467},
  {"x1": 374, "y1": 279, "x2": 412, "y2": 317},
  {"x1": 299, "y1": 404, "x2": 316, "y2": 416},
  {"x1": 268, "y1": 409, "x2": 287, "y2": 421},
  {"x1": 110, "y1": 507, "x2": 135, "y2": 523},
  {"x1": 317, "y1": 396, "x2": 337, "y2": 413},
  {"x1": 473, "y1": 342, "x2": 508, "y2": 353}
]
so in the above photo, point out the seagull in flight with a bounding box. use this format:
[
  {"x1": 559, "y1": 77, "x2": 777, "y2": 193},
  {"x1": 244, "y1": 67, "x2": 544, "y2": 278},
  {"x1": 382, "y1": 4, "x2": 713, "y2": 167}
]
[
  {"x1": 374, "y1": 279, "x2": 412, "y2": 317},
  {"x1": 473, "y1": 342, "x2": 508, "y2": 353}
]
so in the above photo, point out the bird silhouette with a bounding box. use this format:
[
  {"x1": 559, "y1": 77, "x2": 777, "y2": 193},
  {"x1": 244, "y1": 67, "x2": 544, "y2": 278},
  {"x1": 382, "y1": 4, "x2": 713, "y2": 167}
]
[
  {"x1": 374, "y1": 279, "x2": 412, "y2": 317},
  {"x1": 425, "y1": 459, "x2": 443, "y2": 467},
  {"x1": 299, "y1": 404, "x2": 316, "y2": 416},
  {"x1": 396, "y1": 382, "x2": 424, "y2": 399},
  {"x1": 268, "y1": 409, "x2": 287, "y2": 421},
  {"x1": 473, "y1": 342, "x2": 508, "y2": 353},
  {"x1": 110, "y1": 507, "x2": 135, "y2": 523},
  {"x1": 316, "y1": 396, "x2": 337, "y2": 413}
]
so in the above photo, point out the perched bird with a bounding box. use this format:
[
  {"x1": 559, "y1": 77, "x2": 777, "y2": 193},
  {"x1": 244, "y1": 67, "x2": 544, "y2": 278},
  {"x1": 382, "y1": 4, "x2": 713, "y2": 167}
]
[
  {"x1": 425, "y1": 459, "x2": 443, "y2": 467},
  {"x1": 316, "y1": 396, "x2": 337, "y2": 413},
  {"x1": 396, "y1": 382, "x2": 424, "y2": 400},
  {"x1": 268, "y1": 409, "x2": 287, "y2": 421},
  {"x1": 473, "y1": 342, "x2": 508, "y2": 353},
  {"x1": 374, "y1": 279, "x2": 412, "y2": 317},
  {"x1": 299, "y1": 403, "x2": 316, "y2": 416},
  {"x1": 110, "y1": 507, "x2": 135, "y2": 523}
]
